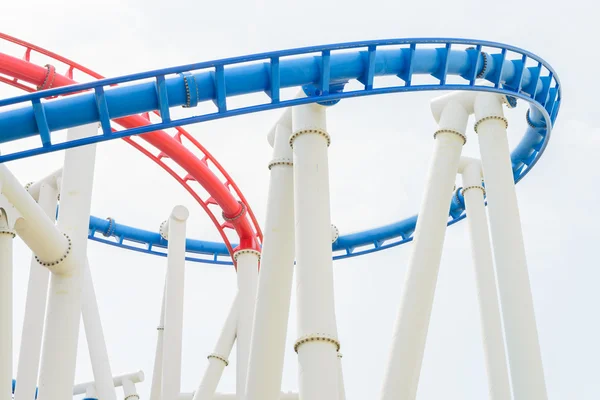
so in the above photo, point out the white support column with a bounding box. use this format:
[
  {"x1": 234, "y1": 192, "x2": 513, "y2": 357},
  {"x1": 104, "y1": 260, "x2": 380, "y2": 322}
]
[
  {"x1": 234, "y1": 249, "x2": 259, "y2": 397},
  {"x1": 337, "y1": 353, "x2": 346, "y2": 400},
  {"x1": 85, "y1": 384, "x2": 98, "y2": 399},
  {"x1": 38, "y1": 123, "x2": 98, "y2": 400},
  {"x1": 82, "y1": 260, "x2": 117, "y2": 400},
  {"x1": 150, "y1": 284, "x2": 166, "y2": 400},
  {"x1": 245, "y1": 121, "x2": 295, "y2": 400},
  {"x1": 0, "y1": 208, "x2": 14, "y2": 400},
  {"x1": 291, "y1": 102, "x2": 340, "y2": 400},
  {"x1": 380, "y1": 100, "x2": 467, "y2": 400},
  {"x1": 460, "y1": 158, "x2": 511, "y2": 400},
  {"x1": 14, "y1": 183, "x2": 58, "y2": 400},
  {"x1": 193, "y1": 295, "x2": 238, "y2": 400},
  {"x1": 161, "y1": 206, "x2": 189, "y2": 400},
  {"x1": 474, "y1": 94, "x2": 547, "y2": 400},
  {"x1": 122, "y1": 378, "x2": 139, "y2": 400}
]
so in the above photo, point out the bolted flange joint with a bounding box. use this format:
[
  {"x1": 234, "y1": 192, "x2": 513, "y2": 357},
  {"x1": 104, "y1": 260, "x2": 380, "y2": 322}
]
[
  {"x1": 474, "y1": 115, "x2": 508, "y2": 134},
  {"x1": 0, "y1": 230, "x2": 15, "y2": 238},
  {"x1": 294, "y1": 333, "x2": 340, "y2": 353},
  {"x1": 268, "y1": 157, "x2": 293, "y2": 170},
  {"x1": 462, "y1": 185, "x2": 486, "y2": 196},
  {"x1": 289, "y1": 128, "x2": 331, "y2": 148},
  {"x1": 233, "y1": 248, "x2": 261, "y2": 262},
  {"x1": 222, "y1": 201, "x2": 246, "y2": 223},
  {"x1": 103, "y1": 217, "x2": 116, "y2": 237},
  {"x1": 37, "y1": 64, "x2": 56, "y2": 90},
  {"x1": 124, "y1": 395, "x2": 140, "y2": 400},
  {"x1": 34, "y1": 232, "x2": 72, "y2": 268},
  {"x1": 207, "y1": 353, "x2": 229, "y2": 367},
  {"x1": 159, "y1": 220, "x2": 169, "y2": 240},
  {"x1": 433, "y1": 129, "x2": 467, "y2": 145}
]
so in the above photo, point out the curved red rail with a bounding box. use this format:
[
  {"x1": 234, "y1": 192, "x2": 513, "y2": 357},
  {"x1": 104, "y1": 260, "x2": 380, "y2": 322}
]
[{"x1": 0, "y1": 32, "x2": 262, "y2": 258}]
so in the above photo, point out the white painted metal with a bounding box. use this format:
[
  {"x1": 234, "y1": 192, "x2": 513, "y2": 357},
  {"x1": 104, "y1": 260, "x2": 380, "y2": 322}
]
[
  {"x1": 85, "y1": 384, "x2": 98, "y2": 399},
  {"x1": 245, "y1": 121, "x2": 295, "y2": 400},
  {"x1": 0, "y1": 209, "x2": 13, "y2": 400},
  {"x1": 234, "y1": 249, "x2": 259, "y2": 397},
  {"x1": 26, "y1": 168, "x2": 62, "y2": 202},
  {"x1": 162, "y1": 205, "x2": 189, "y2": 400},
  {"x1": 460, "y1": 158, "x2": 511, "y2": 400},
  {"x1": 82, "y1": 261, "x2": 117, "y2": 400},
  {"x1": 192, "y1": 296, "x2": 238, "y2": 400},
  {"x1": 38, "y1": 123, "x2": 98, "y2": 400},
  {"x1": 474, "y1": 93, "x2": 547, "y2": 400},
  {"x1": 150, "y1": 284, "x2": 167, "y2": 400},
  {"x1": 0, "y1": 164, "x2": 68, "y2": 263},
  {"x1": 122, "y1": 378, "x2": 140, "y2": 399},
  {"x1": 72, "y1": 371, "x2": 145, "y2": 395},
  {"x1": 337, "y1": 353, "x2": 346, "y2": 400},
  {"x1": 291, "y1": 102, "x2": 340, "y2": 400},
  {"x1": 14, "y1": 183, "x2": 58, "y2": 400},
  {"x1": 380, "y1": 100, "x2": 468, "y2": 400}
]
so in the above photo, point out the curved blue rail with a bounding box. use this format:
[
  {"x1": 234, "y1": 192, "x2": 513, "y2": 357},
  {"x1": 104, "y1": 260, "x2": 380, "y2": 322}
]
[{"x1": 0, "y1": 38, "x2": 561, "y2": 265}]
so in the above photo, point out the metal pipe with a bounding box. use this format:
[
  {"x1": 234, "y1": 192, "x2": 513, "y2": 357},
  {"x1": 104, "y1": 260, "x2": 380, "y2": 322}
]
[
  {"x1": 461, "y1": 158, "x2": 511, "y2": 400},
  {"x1": 150, "y1": 283, "x2": 167, "y2": 400},
  {"x1": 235, "y1": 249, "x2": 259, "y2": 397},
  {"x1": 291, "y1": 102, "x2": 340, "y2": 400},
  {"x1": 72, "y1": 371, "x2": 145, "y2": 395},
  {"x1": 192, "y1": 295, "x2": 238, "y2": 400},
  {"x1": 0, "y1": 209, "x2": 13, "y2": 400},
  {"x1": 474, "y1": 93, "x2": 547, "y2": 400},
  {"x1": 245, "y1": 122, "x2": 295, "y2": 400},
  {"x1": 38, "y1": 123, "x2": 98, "y2": 399},
  {"x1": 82, "y1": 260, "x2": 117, "y2": 400},
  {"x1": 162, "y1": 206, "x2": 189, "y2": 400},
  {"x1": 14, "y1": 183, "x2": 57, "y2": 400},
  {"x1": 380, "y1": 100, "x2": 467, "y2": 400}
]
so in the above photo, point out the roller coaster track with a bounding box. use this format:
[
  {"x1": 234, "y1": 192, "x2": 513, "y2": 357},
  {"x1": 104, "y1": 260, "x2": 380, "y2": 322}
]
[
  {"x1": 0, "y1": 36, "x2": 561, "y2": 265},
  {"x1": 0, "y1": 33, "x2": 263, "y2": 265}
]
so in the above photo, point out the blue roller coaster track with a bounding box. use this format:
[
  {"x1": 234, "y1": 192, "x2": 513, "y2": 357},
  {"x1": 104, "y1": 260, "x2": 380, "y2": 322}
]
[{"x1": 0, "y1": 38, "x2": 561, "y2": 265}]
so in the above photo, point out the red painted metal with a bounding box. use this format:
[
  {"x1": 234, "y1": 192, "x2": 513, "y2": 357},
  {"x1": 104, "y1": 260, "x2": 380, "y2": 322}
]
[{"x1": 0, "y1": 32, "x2": 262, "y2": 259}]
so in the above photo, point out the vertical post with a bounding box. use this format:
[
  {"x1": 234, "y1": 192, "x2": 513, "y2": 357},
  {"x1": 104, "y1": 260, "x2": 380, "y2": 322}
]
[
  {"x1": 0, "y1": 208, "x2": 14, "y2": 400},
  {"x1": 245, "y1": 122, "x2": 296, "y2": 400},
  {"x1": 474, "y1": 93, "x2": 547, "y2": 399},
  {"x1": 82, "y1": 261, "x2": 117, "y2": 400},
  {"x1": 150, "y1": 284, "x2": 166, "y2": 400},
  {"x1": 234, "y1": 249, "x2": 260, "y2": 397},
  {"x1": 461, "y1": 158, "x2": 511, "y2": 400},
  {"x1": 192, "y1": 295, "x2": 238, "y2": 400},
  {"x1": 122, "y1": 378, "x2": 139, "y2": 400},
  {"x1": 380, "y1": 100, "x2": 467, "y2": 400},
  {"x1": 337, "y1": 353, "x2": 346, "y2": 400},
  {"x1": 38, "y1": 123, "x2": 98, "y2": 400},
  {"x1": 290, "y1": 102, "x2": 339, "y2": 400},
  {"x1": 161, "y1": 206, "x2": 189, "y2": 400},
  {"x1": 14, "y1": 183, "x2": 58, "y2": 400}
]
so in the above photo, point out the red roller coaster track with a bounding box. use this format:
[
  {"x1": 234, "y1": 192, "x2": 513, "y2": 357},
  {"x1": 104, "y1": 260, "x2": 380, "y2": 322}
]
[{"x1": 0, "y1": 32, "x2": 262, "y2": 262}]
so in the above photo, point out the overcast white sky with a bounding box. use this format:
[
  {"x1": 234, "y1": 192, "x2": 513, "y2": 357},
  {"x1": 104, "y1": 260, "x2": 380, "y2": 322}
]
[{"x1": 1, "y1": 0, "x2": 599, "y2": 398}]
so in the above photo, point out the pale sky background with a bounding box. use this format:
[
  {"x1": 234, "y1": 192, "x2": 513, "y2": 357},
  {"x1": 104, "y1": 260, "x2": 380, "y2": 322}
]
[{"x1": 1, "y1": 0, "x2": 599, "y2": 398}]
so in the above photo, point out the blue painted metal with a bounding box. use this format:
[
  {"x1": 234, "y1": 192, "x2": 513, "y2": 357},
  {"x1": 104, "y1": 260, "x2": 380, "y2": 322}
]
[{"x1": 0, "y1": 38, "x2": 561, "y2": 265}]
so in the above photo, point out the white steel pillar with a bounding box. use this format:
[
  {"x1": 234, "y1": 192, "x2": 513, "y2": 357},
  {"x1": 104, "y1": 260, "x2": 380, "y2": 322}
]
[
  {"x1": 82, "y1": 261, "x2": 117, "y2": 400},
  {"x1": 474, "y1": 94, "x2": 547, "y2": 399},
  {"x1": 14, "y1": 183, "x2": 58, "y2": 400},
  {"x1": 245, "y1": 120, "x2": 295, "y2": 400},
  {"x1": 337, "y1": 353, "x2": 346, "y2": 400},
  {"x1": 380, "y1": 100, "x2": 467, "y2": 400},
  {"x1": 234, "y1": 249, "x2": 260, "y2": 397},
  {"x1": 38, "y1": 123, "x2": 98, "y2": 400},
  {"x1": 150, "y1": 284, "x2": 166, "y2": 400},
  {"x1": 161, "y1": 206, "x2": 189, "y2": 400},
  {"x1": 192, "y1": 295, "x2": 238, "y2": 400},
  {"x1": 460, "y1": 158, "x2": 511, "y2": 400},
  {"x1": 122, "y1": 378, "x2": 139, "y2": 400},
  {"x1": 290, "y1": 102, "x2": 340, "y2": 400},
  {"x1": 0, "y1": 207, "x2": 14, "y2": 400}
]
